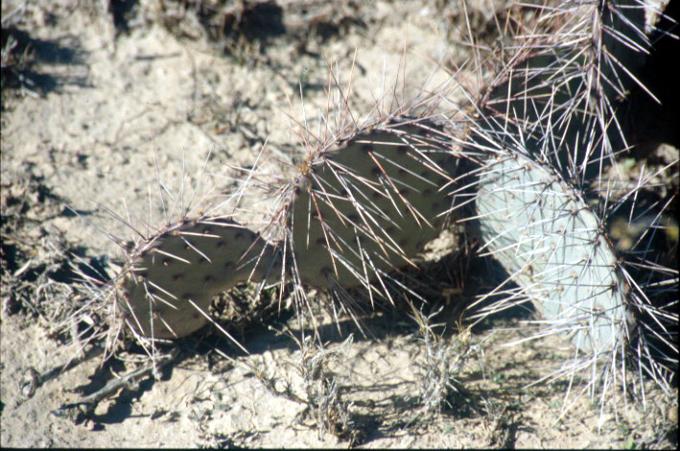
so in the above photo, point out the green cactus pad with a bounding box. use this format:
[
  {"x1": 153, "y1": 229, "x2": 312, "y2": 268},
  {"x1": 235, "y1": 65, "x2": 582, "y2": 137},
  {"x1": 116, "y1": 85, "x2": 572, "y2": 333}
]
[
  {"x1": 475, "y1": 152, "x2": 631, "y2": 354},
  {"x1": 289, "y1": 118, "x2": 459, "y2": 292},
  {"x1": 118, "y1": 218, "x2": 280, "y2": 339}
]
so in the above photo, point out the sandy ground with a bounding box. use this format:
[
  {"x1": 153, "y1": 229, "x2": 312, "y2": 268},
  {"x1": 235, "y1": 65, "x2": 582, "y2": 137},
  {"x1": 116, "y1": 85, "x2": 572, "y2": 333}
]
[{"x1": 1, "y1": 0, "x2": 677, "y2": 448}]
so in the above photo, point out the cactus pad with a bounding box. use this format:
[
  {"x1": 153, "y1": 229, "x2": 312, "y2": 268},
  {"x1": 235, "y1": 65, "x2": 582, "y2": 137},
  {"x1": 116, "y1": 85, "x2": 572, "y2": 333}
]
[
  {"x1": 289, "y1": 118, "x2": 459, "y2": 293},
  {"x1": 117, "y1": 218, "x2": 280, "y2": 339}
]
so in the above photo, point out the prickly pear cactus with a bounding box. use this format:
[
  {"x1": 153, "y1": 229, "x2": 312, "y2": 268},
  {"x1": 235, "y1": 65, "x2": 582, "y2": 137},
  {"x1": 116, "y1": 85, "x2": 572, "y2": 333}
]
[
  {"x1": 115, "y1": 115, "x2": 462, "y2": 339},
  {"x1": 79, "y1": 0, "x2": 674, "y2": 408},
  {"x1": 287, "y1": 117, "x2": 459, "y2": 295},
  {"x1": 466, "y1": 0, "x2": 677, "y2": 392},
  {"x1": 474, "y1": 151, "x2": 632, "y2": 354},
  {"x1": 118, "y1": 217, "x2": 281, "y2": 339}
]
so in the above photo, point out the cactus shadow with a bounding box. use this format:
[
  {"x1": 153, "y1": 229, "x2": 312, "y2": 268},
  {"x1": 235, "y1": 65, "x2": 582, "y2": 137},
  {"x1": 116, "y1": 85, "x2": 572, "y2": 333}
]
[
  {"x1": 188, "y1": 248, "x2": 535, "y2": 361},
  {"x1": 91, "y1": 377, "x2": 156, "y2": 425},
  {"x1": 58, "y1": 249, "x2": 538, "y2": 429},
  {"x1": 67, "y1": 355, "x2": 162, "y2": 426}
]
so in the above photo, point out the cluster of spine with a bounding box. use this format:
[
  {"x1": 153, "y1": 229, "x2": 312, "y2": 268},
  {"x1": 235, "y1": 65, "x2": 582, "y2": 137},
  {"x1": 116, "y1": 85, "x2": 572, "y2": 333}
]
[
  {"x1": 460, "y1": 0, "x2": 677, "y2": 397},
  {"x1": 284, "y1": 117, "x2": 462, "y2": 313},
  {"x1": 118, "y1": 218, "x2": 280, "y2": 340},
  {"x1": 113, "y1": 111, "x2": 463, "y2": 346},
  {"x1": 85, "y1": 0, "x2": 675, "y2": 405}
]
